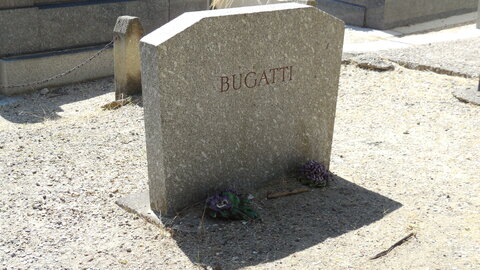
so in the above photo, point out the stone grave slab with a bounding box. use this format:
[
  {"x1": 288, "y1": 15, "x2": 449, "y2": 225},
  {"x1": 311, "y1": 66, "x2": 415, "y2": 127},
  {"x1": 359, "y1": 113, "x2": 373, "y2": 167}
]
[{"x1": 135, "y1": 3, "x2": 344, "y2": 217}]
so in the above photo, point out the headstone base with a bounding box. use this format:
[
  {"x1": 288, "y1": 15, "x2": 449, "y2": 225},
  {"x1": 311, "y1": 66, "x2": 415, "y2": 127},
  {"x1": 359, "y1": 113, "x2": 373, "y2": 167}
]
[
  {"x1": 116, "y1": 177, "x2": 312, "y2": 232},
  {"x1": 116, "y1": 191, "x2": 210, "y2": 233}
]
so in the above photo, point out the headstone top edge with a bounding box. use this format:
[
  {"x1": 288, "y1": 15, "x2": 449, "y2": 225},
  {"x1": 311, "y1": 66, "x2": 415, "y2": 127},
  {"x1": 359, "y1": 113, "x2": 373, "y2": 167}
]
[
  {"x1": 114, "y1": 16, "x2": 142, "y2": 34},
  {"x1": 117, "y1": 15, "x2": 140, "y2": 20},
  {"x1": 140, "y1": 3, "x2": 314, "y2": 47}
]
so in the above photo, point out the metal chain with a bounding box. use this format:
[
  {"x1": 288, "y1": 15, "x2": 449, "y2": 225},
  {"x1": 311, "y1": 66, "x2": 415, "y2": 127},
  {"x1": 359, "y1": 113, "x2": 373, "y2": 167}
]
[{"x1": 0, "y1": 40, "x2": 114, "y2": 89}]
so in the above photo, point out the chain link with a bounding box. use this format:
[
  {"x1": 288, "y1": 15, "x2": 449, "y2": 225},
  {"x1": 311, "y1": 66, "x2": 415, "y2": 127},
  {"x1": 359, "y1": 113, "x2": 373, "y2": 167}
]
[{"x1": 0, "y1": 40, "x2": 114, "y2": 89}]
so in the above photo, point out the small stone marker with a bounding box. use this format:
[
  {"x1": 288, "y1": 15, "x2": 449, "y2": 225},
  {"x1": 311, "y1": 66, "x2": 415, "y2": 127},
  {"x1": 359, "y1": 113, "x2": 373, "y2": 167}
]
[
  {"x1": 140, "y1": 3, "x2": 344, "y2": 216},
  {"x1": 114, "y1": 16, "x2": 144, "y2": 100}
]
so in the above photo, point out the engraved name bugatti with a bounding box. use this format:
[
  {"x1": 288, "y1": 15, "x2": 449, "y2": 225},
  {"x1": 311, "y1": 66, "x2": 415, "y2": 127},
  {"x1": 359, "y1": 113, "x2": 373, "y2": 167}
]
[{"x1": 219, "y1": 66, "x2": 293, "y2": 92}]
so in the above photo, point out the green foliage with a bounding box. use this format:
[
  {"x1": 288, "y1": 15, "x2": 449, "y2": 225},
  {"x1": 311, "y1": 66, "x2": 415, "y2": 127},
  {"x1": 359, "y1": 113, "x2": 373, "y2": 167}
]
[{"x1": 206, "y1": 191, "x2": 258, "y2": 221}]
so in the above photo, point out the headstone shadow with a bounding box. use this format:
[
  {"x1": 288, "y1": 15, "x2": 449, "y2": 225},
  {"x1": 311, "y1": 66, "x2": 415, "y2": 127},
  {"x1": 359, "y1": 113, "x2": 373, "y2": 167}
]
[{"x1": 172, "y1": 175, "x2": 402, "y2": 269}]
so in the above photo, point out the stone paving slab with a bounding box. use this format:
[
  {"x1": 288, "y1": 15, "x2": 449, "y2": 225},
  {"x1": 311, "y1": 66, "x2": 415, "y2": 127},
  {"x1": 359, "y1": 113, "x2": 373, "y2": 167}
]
[
  {"x1": 344, "y1": 24, "x2": 480, "y2": 53},
  {"x1": 453, "y1": 83, "x2": 480, "y2": 105},
  {"x1": 359, "y1": 37, "x2": 480, "y2": 78}
]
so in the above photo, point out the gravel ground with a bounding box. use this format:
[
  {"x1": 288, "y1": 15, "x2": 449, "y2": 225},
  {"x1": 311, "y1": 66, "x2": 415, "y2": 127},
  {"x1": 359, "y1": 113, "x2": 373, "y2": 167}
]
[{"x1": 0, "y1": 63, "x2": 479, "y2": 269}]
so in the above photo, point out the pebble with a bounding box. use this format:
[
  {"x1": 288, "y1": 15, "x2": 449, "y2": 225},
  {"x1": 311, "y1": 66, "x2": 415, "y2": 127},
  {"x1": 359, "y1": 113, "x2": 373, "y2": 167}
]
[
  {"x1": 351, "y1": 56, "x2": 395, "y2": 71},
  {"x1": 39, "y1": 88, "x2": 49, "y2": 95}
]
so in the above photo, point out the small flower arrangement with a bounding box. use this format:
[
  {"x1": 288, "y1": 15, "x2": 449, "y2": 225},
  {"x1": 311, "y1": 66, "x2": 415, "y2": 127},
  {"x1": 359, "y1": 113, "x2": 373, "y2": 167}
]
[
  {"x1": 299, "y1": 160, "x2": 331, "y2": 187},
  {"x1": 205, "y1": 189, "x2": 258, "y2": 220}
]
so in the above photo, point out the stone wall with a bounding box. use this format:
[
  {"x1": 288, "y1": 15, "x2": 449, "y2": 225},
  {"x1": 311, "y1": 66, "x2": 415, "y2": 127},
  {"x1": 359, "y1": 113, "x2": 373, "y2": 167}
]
[
  {"x1": 0, "y1": 0, "x2": 209, "y2": 95},
  {"x1": 317, "y1": 0, "x2": 478, "y2": 29},
  {"x1": 382, "y1": 0, "x2": 478, "y2": 29},
  {"x1": 0, "y1": 0, "x2": 209, "y2": 58}
]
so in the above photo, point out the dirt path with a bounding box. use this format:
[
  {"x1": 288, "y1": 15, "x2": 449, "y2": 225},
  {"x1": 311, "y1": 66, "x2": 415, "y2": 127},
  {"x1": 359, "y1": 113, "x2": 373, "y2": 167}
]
[{"x1": 0, "y1": 64, "x2": 479, "y2": 269}]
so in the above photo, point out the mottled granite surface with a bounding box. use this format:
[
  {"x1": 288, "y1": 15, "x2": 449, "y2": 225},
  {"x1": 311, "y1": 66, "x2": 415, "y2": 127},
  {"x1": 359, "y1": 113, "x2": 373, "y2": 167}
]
[{"x1": 140, "y1": 3, "x2": 344, "y2": 215}]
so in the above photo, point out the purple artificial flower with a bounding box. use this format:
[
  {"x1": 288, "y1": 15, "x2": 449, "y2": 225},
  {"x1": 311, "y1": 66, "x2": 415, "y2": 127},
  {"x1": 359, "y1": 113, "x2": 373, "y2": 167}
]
[
  {"x1": 206, "y1": 194, "x2": 232, "y2": 212},
  {"x1": 300, "y1": 160, "x2": 330, "y2": 186}
]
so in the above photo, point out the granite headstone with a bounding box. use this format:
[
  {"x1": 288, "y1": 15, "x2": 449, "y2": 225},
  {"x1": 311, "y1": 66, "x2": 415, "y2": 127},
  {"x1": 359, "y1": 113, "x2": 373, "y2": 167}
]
[{"x1": 140, "y1": 3, "x2": 344, "y2": 216}]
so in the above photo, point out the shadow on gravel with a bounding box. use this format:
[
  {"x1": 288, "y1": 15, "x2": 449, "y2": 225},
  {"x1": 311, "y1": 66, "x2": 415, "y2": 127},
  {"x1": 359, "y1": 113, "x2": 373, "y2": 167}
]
[
  {"x1": 0, "y1": 77, "x2": 114, "y2": 124},
  {"x1": 172, "y1": 175, "x2": 402, "y2": 269}
]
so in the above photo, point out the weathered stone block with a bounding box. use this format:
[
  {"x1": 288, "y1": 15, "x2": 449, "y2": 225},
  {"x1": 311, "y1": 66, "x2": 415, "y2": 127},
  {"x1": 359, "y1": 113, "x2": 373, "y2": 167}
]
[
  {"x1": 316, "y1": 0, "x2": 365, "y2": 26},
  {"x1": 0, "y1": 0, "x2": 33, "y2": 8},
  {"x1": 124, "y1": 0, "x2": 171, "y2": 34},
  {"x1": 212, "y1": 0, "x2": 316, "y2": 9},
  {"x1": 140, "y1": 3, "x2": 344, "y2": 216},
  {"x1": 169, "y1": 0, "x2": 209, "y2": 20},
  {"x1": 316, "y1": 0, "x2": 477, "y2": 29},
  {"x1": 0, "y1": 0, "x2": 168, "y2": 58},
  {"x1": 34, "y1": 0, "x2": 80, "y2": 5},
  {"x1": 114, "y1": 16, "x2": 144, "y2": 100},
  {"x1": 381, "y1": 0, "x2": 478, "y2": 29},
  {"x1": 0, "y1": 45, "x2": 113, "y2": 96},
  {"x1": 0, "y1": 8, "x2": 40, "y2": 58}
]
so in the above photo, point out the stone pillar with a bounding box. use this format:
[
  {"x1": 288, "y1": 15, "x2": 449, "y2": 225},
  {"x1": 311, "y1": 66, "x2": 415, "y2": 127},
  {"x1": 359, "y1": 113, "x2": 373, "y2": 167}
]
[
  {"x1": 114, "y1": 16, "x2": 144, "y2": 100},
  {"x1": 477, "y1": 0, "x2": 480, "y2": 29}
]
